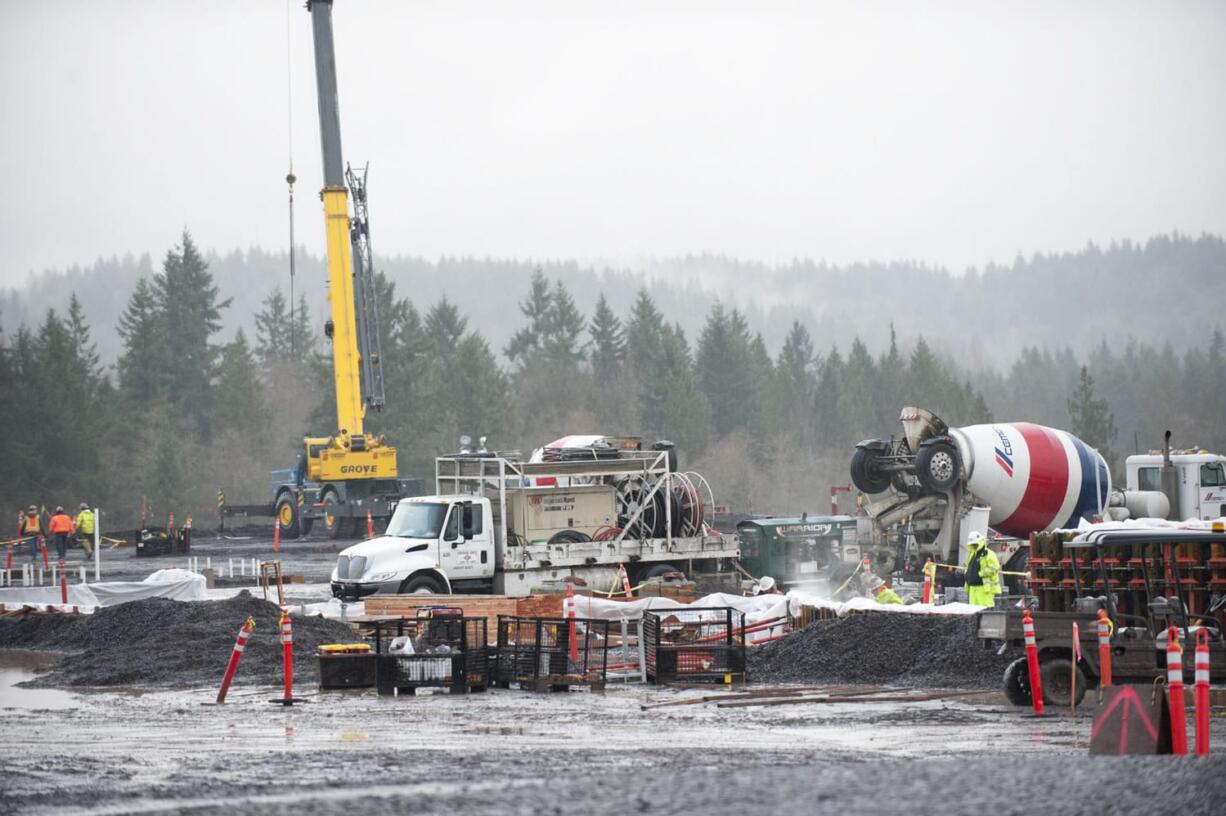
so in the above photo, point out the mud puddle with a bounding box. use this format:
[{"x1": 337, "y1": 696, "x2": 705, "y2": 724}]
[{"x1": 0, "y1": 651, "x2": 76, "y2": 710}]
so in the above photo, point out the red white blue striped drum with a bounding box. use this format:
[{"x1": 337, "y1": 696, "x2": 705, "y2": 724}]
[{"x1": 949, "y1": 423, "x2": 1111, "y2": 538}]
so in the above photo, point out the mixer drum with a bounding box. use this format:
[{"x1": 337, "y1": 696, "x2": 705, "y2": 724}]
[{"x1": 949, "y1": 422, "x2": 1111, "y2": 538}]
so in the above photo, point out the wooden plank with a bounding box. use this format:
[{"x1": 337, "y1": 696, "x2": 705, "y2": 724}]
[{"x1": 715, "y1": 690, "x2": 980, "y2": 709}]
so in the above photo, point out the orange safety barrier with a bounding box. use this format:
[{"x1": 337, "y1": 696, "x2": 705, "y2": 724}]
[
  {"x1": 217, "y1": 617, "x2": 255, "y2": 703},
  {"x1": 1194, "y1": 629, "x2": 1210, "y2": 756},
  {"x1": 1023, "y1": 610, "x2": 1045, "y2": 716},
  {"x1": 565, "y1": 583, "x2": 579, "y2": 662},
  {"x1": 1096, "y1": 609, "x2": 1113, "y2": 687},
  {"x1": 1166, "y1": 627, "x2": 1188, "y2": 755}
]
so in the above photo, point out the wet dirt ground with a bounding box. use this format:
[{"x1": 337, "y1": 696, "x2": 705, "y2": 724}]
[{"x1": 2, "y1": 660, "x2": 1224, "y2": 815}]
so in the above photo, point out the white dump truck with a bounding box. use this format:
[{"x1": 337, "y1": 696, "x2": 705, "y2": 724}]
[{"x1": 330, "y1": 442, "x2": 740, "y2": 599}]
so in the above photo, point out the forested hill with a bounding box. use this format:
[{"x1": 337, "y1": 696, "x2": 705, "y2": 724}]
[{"x1": 2, "y1": 233, "x2": 1222, "y2": 369}]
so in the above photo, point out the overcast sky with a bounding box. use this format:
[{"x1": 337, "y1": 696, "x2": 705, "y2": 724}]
[{"x1": 2, "y1": 0, "x2": 1224, "y2": 287}]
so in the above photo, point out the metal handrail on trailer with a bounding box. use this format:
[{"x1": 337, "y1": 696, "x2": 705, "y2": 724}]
[{"x1": 1061, "y1": 529, "x2": 1226, "y2": 647}]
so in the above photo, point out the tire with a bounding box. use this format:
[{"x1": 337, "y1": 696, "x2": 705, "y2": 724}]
[
  {"x1": 639, "y1": 562, "x2": 683, "y2": 583},
  {"x1": 850, "y1": 444, "x2": 892, "y2": 494},
  {"x1": 400, "y1": 573, "x2": 446, "y2": 595},
  {"x1": 1004, "y1": 549, "x2": 1029, "y2": 595},
  {"x1": 275, "y1": 493, "x2": 301, "y2": 539},
  {"x1": 1038, "y1": 657, "x2": 1086, "y2": 707},
  {"x1": 916, "y1": 438, "x2": 961, "y2": 492},
  {"x1": 1003, "y1": 657, "x2": 1032, "y2": 706},
  {"x1": 321, "y1": 492, "x2": 345, "y2": 539}
]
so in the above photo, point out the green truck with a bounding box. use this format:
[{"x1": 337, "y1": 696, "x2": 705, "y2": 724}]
[{"x1": 736, "y1": 515, "x2": 861, "y2": 591}]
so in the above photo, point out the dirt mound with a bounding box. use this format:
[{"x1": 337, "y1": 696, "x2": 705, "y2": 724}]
[
  {"x1": 748, "y1": 611, "x2": 1019, "y2": 689},
  {"x1": 0, "y1": 592, "x2": 361, "y2": 689}
]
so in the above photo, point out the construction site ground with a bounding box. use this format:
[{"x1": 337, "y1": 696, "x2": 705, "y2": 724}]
[
  {"x1": 5, "y1": 534, "x2": 1225, "y2": 813},
  {"x1": 2, "y1": 653, "x2": 1224, "y2": 814}
]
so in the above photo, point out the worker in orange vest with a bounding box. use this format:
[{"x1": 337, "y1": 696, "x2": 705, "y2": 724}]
[
  {"x1": 48, "y1": 506, "x2": 75, "y2": 560},
  {"x1": 17, "y1": 505, "x2": 43, "y2": 564}
]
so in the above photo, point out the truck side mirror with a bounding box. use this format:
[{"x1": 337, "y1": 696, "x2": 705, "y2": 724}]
[{"x1": 461, "y1": 502, "x2": 475, "y2": 540}]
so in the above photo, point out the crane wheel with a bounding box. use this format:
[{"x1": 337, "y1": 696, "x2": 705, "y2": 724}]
[
  {"x1": 275, "y1": 495, "x2": 301, "y2": 539},
  {"x1": 322, "y1": 493, "x2": 346, "y2": 539}
]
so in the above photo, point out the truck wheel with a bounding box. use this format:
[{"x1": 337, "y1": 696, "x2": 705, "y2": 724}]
[
  {"x1": 1004, "y1": 549, "x2": 1029, "y2": 595},
  {"x1": 916, "y1": 438, "x2": 960, "y2": 493},
  {"x1": 321, "y1": 493, "x2": 345, "y2": 539},
  {"x1": 275, "y1": 494, "x2": 301, "y2": 539},
  {"x1": 1038, "y1": 657, "x2": 1086, "y2": 707},
  {"x1": 850, "y1": 444, "x2": 891, "y2": 494},
  {"x1": 639, "y1": 562, "x2": 683, "y2": 583},
  {"x1": 400, "y1": 574, "x2": 445, "y2": 595},
  {"x1": 1003, "y1": 657, "x2": 1032, "y2": 706}
]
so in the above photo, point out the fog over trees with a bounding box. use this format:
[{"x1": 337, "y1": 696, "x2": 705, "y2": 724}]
[{"x1": 2, "y1": 232, "x2": 1224, "y2": 525}]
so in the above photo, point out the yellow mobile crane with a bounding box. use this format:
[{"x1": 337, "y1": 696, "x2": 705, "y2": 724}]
[{"x1": 266, "y1": 0, "x2": 412, "y2": 539}]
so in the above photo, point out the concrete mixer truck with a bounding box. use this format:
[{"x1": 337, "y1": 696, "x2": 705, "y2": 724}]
[{"x1": 846, "y1": 407, "x2": 1172, "y2": 586}]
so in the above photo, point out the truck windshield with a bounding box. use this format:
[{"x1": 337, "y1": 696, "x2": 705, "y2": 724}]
[{"x1": 386, "y1": 503, "x2": 448, "y2": 538}]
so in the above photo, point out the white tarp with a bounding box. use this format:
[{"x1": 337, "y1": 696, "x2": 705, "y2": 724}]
[
  {"x1": 571, "y1": 590, "x2": 983, "y2": 624},
  {"x1": 1067, "y1": 516, "x2": 1226, "y2": 534},
  {"x1": 0, "y1": 569, "x2": 206, "y2": 610},
  {"x1": 572, "y1": 592, "x2": 789, "y2": 627},
  {"x1": 299, "y1": 597, "x2": 366, "y2": 619},
  {"x1": 784, "y1": 591, "x2": 983, "y2": 617}
]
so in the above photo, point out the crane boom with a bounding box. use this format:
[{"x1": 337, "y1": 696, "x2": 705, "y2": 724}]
[{"x1": 302, "y1": 0, "x2": 396, "y2": 485}]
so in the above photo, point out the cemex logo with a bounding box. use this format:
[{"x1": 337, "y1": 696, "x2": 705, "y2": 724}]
[{"x1": 993, "y1": 427, "x2": 1015, "y2": 477}]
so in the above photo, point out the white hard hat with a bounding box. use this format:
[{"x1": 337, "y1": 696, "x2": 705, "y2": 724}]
[
  {"x1": 757, "y1": 576, "x2": 776, "y2": 593},
  {"x1": 967, "y1": 530, "x2": 986, "y2": 546}
]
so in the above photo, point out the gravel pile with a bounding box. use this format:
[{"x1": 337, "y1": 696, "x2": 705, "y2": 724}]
[
  {"x1": 748, "y1": 611, "x2": 1019, "y2": 689},
  {"x1": 0, "y1": 591, "x2": 362, "y2": 688}
]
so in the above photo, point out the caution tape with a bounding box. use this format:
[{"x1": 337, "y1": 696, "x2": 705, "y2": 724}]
[
  {"x1": 832, "y1": 559, "x2": 865, "y2": 596},
  {"x1": 933, "y1": 562, "x2": 1029, "y2": 578}
]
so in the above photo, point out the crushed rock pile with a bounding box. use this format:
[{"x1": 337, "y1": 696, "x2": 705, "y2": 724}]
[
  {"x1": 748, "y1": 611, "x2": 1019, "y2": 689},
  {"x1": 0, "y1": 591, "x2": 361, "y2": 688}
]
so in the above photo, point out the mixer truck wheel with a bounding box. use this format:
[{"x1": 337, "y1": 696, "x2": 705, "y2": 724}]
[
  {"x1": 1003, "y1": 657, "x2": 1032, "y2": 706},
  {"x1": 916, "y1": 439, "x2": 960, "y2": 492},
  {"x1": 850, "y1": 445, "x2": 891, "y2": 494}
]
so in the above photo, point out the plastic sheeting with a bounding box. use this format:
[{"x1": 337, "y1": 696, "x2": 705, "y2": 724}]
[
  {"x1": 299, "y1": 597, "x2": 366, "y2": 620},
  {"x1": 0, "y1": 569, "x2": 206, "y2": 611},
  {"x1": 572, "y1": 590, "x2": 984, "y2": 623}
]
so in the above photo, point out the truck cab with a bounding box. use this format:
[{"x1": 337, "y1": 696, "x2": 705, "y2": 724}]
[
  {"x1": 1125, "y1": 451, "x2": 1226, "y2": 521},
  {"x1": 331, "y1": 496, "x2": 495, "y2": 600}
]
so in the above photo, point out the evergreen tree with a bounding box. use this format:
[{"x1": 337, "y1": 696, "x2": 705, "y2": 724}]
[
  {"x1": 1068, "y1": 365, "x2": 1117, "y2": 464},
  {"x1": 215, "y1": 330, "x2": 268, "y2": 433},
  {"x1": 254, "y1": 287, "x2": 291, "y2": 363},
  {"x1": 424, "y1": 297, "x2": 467, "y2": 361},
  {"x1": 116, "y1": 277, "x2": 161, "y2": 406},
  {"x1": 150, "y1": 231, "x2": 231, "y2": 439},
  {"x1": 588, "y1": 294, "x2": 625, "y2": 382},
  {"x1": 504, "y1": 269, "x2": 551, "y2": 363},
  {"x1": 774, "y1": 321, "x2": 816, "y2": 442},
  {"x1": 542, "y1": 280, "x2": 585, "y2": 366}
]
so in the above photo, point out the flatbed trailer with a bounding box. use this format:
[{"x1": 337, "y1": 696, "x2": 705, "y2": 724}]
[{"x1": 978, "y1": 527, "x2": 1226, "y2": 705}]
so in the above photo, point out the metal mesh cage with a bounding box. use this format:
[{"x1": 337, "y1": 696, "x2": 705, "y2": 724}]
[
  {"x1": 372, "y1": 614, "x2": 488, "y2": 694},
  {"x1": 643, "y1": 607, "x2": 747, "y2": 684},
  {"x1": 494, "y1": 616, "x2": 610, "y2": 690}
]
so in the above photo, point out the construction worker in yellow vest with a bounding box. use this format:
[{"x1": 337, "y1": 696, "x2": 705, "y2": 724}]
[
  {"x1": 963, "y1": 531, "x2": 1002, "y2": 607},
  {"x1": 864, "y1": 573, "x2": 904, "y2": 605},
  {"x1": 74, "y1": 503, "x2": 95, "y2": 556}
]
